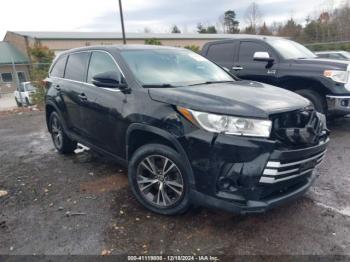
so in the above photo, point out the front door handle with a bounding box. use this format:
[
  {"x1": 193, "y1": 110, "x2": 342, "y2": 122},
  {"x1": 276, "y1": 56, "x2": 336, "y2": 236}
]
[
  {"x1": 232, "y1": 66, "x2": 243, "y2": 71},
  {"x1": 78, "y1": 93, "x2": 87, "y2": 101}
]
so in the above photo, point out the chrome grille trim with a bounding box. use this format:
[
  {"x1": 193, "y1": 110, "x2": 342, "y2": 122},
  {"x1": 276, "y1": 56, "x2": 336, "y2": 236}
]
[
  {"x1": 260, "y1": 168, "x2": 314, "y2": 184},
  {"x1": 260, "y1": 149, "x2": 327, "y2": 184},
  {"x1": 263, "y1": 168, "x2": 299, "y2": 176},
  {"x1": 266, "y1": 151, "x2": 326, "y2": 169}
]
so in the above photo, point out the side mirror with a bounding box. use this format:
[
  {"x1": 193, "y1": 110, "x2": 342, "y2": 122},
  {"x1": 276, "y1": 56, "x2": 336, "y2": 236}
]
[
  {"x1": 253, "y1": 52, "x2": 274, "y2": 62},
  {"x1": 92, "y1": 71, "x2": 128, "y2": 90}
]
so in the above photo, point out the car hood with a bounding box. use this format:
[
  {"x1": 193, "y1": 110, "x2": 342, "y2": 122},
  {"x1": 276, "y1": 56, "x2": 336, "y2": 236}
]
[
  {"x1": 294, "y1": 58, "x2": 349, "y2": 70},
  {"x1": 148, "y1": 81, "x2": 310, "y2": 119}
]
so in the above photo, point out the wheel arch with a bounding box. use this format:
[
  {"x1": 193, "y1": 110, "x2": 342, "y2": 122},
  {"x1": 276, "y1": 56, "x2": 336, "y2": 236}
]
[
  {"x1": 45, "y1": 101, "x2": 67, "y2": 132},
  {"x1": 279, "y1": 77, "x2": 330, "y2": 96},
  {"x1": 126, "y1": 123, "x2": 195, "y2": 186}
]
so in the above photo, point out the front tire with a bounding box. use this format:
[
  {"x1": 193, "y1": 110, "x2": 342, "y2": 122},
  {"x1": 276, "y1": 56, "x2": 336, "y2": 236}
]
[
  {"x1": 25, "y1": 97, "x2": 31, "y2": 106},
  {"x1": 49, "y1": 112, "x2": 77, "y2": 154},
  {"x1": 15, "y1": 97, "x2": 22, "y2": 107},
  {"x1": 128, "y1": 144, "x2": 191, "y2": 215}
]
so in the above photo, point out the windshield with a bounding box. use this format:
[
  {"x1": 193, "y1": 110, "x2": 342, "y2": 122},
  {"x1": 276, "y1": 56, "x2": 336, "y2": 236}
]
[
  {"x1": 120, "y1": 49, "x2": 233, "y2": 86},
  {"x1": 267, "y1": 39, "x2": 316, "y2": 59},
  {"x1": 341, "y1": 51, "x2": 350, "y2": 59}
]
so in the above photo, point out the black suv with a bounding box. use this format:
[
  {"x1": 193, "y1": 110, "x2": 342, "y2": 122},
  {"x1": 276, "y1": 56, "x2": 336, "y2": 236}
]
[
  {"x1": 45, "y1": 45, "x2": 329, "y2": 215},
  {"x1": 202, "y1": 36, "x2": 350, "y2": 116}
]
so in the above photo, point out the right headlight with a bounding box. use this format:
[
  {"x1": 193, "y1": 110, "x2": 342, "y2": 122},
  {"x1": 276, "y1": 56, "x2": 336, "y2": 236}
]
[
  {"x1": 324, "y1": 70, "x2": 349, "y2": 84},
  {"x1": 178, "y1": 107, "x2": 272, "y2": 138}
]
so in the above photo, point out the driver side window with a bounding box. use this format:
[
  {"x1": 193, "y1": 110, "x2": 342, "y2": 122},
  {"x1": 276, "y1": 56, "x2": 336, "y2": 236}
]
[
  {"x1": 87, "y1": 51, "x2": 121, "y2": 84},
  {"x1": 239, "y1": 42, "x2": 271, "y2": 62}
]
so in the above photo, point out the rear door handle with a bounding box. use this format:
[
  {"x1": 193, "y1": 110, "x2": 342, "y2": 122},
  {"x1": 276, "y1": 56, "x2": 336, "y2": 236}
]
[
  {"x1": 232, "y1": 66, "x2": 243, "y2": 71},
  {"x1": 54, "y1": 84, "x2": 61, "y2": 91},
  {"x1": 78, "y1": 93, "x2": 87, "y2": 101}
]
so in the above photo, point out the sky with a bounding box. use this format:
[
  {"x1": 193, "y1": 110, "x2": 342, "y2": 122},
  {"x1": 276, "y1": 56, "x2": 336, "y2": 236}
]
[{"x1": 0, "y1": 0, "x2": 346, "y2": 39}]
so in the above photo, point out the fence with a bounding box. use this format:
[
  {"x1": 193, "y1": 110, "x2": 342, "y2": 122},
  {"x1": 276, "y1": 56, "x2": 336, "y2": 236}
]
[{"x1": 0, "y1": 63, "x2": 51, "y2": 95}]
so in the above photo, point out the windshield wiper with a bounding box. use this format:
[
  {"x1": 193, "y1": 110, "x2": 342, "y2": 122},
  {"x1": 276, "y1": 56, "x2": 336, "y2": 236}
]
[
  {"x1": 142, "y1": 84, "x2": 175, "y2": 88},
  {"x1": 188, "y1": 80, "x2": 235, "y2": 86}
]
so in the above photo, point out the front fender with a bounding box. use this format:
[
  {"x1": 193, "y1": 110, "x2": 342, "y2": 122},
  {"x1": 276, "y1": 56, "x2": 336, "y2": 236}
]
[{"x1": 126, "y1": 123, "x2": 195, "y2": 186}]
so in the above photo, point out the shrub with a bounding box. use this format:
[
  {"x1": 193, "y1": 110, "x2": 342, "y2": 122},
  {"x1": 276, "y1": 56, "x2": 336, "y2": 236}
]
[
  {"x1": 144, "y1": 38, "x2": 162, "y2": 45},
  {"x1": 184, "y1": 45, "x2": 201, "y2": 53},
  {"x1": 28, "y1": 44, "x2": 54, "y2": 107}
]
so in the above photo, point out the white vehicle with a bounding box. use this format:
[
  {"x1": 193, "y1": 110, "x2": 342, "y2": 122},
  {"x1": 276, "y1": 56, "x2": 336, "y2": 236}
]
[
  {"x1": 315, "y1": 51, "x2": 350, "y2": 61},
  {"x1": 14, "y1": 82, "x2": 36, "y2": 107}
]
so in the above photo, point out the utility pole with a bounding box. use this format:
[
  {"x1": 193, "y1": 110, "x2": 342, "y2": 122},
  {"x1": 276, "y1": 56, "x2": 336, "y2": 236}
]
[
  {"x1": 11, "y1": 56, "x2": 24, "y2": 106},
  {"x1": 118, "y1": 0, "x2": 126, "y2": 44}
]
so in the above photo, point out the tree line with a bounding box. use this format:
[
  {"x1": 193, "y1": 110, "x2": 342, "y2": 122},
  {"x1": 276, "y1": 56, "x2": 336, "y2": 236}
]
[{"x1": 160, "y1": 1, "x2": 350, "y2": 44}]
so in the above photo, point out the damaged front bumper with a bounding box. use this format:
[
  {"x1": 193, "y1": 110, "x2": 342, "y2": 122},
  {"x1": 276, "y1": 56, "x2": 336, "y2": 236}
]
[{"x1": 185, "y1": 131, "x2": 329, "y2": 214}]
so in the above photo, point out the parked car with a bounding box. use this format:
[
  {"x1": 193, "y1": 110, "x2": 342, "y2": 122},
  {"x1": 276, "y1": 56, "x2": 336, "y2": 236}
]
[
  {"x1": 14, "y1": 81, "x2": 36, "y2": 106},
  {"x1": 315, "y1": 51, "x2": 350, "y2": 61},
  {"x1": 45, "y1": 45, "x2": 329, "y2": 215},
  {"x1": 201, "y1": 36, "x2": 350, "y2": 117}
]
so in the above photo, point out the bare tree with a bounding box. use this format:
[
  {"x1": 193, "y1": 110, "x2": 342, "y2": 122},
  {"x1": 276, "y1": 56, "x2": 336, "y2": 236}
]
[{"x1": 244, "y1": 2, "x2": 262, "y2": 34}]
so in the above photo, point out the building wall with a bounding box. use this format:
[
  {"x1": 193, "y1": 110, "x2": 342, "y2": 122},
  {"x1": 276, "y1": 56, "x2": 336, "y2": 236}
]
[
  {"x1": 3, "y1": 32, "x2": 30, "y2": 58},
  {"x1": 0, "y1": 65, "x2": 30, "y2": 93}
]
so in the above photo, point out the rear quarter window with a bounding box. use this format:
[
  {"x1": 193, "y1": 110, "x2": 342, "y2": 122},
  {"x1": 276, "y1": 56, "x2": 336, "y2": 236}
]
[{"x1": 50, "y1": 55, "x2": 67, "y2": 78}]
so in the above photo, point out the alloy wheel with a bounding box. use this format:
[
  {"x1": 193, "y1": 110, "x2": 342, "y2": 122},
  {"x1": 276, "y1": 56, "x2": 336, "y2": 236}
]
[
  {"x1": 136, "y1": 155, "x2": 184, "y2": 208},
  {"x1": 51, "y1": 116, "x2": 63, "y2": 149}
]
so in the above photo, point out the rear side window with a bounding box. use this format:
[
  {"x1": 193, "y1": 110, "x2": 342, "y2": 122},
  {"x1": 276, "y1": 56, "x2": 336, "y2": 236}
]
[
  {"x1": 50, "y1": 55, "x2": 67, "y2": 78},
  {"x1": 65, "y1": 52, "x2": 90, "y2": 82},
  {"x1": 206, "y1": 42, "x2": 235, "y2": 67},
  {"x1": 87, "y1": 51, "x2": 121, "y2": 83},
  {"x1": 239, "y1": 42, "x2": 270, "y2": 62}
]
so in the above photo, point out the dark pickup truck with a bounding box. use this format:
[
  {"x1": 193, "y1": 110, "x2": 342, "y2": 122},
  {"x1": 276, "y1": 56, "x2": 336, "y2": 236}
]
[{"x1": 201, "y1": 36, "x2": 350, "y2": 117}]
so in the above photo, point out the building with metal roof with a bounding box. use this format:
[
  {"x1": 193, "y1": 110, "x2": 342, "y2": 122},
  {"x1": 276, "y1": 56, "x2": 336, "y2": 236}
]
[
  {"x1": 0, "y1": 41, "x2": 30, "y2": 93},
  {"x1": 3, "y1": 31, "x2": 242, "y2": 56}
]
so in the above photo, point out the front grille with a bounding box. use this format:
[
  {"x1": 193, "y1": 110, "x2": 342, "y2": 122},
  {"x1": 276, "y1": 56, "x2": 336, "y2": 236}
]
[
  {"x1": 271, "y1": 109, "x2": 327, "y2": 148},
  {"x1": 259, "y1": 148, "x2": 327, "y2": 184}
]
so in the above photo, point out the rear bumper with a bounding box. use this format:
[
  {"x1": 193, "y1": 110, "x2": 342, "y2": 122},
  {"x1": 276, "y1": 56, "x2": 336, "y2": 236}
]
[{"x1": 326, "y1": 95, "x2": 350, "y2": 115}]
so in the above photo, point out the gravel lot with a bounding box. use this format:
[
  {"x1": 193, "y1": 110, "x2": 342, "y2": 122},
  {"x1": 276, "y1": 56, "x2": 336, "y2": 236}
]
[
  {"x1": 0, "y1": 111, "x2": 349, "y2": 256},
  {"x1": 0, "y1": 93, "x2": 16, "y2": 111}
]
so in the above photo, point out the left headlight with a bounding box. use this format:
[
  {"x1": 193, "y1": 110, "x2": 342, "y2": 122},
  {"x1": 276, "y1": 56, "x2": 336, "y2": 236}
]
[
  {"x1": 324, "y1": 70, "x2": 349, "y2": 84},
  {"x1": 178, "y1": 107, "x2": 272, "y2": 138}
]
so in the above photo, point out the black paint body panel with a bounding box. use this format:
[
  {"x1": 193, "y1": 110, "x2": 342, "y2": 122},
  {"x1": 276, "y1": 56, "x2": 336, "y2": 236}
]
[{"x1": 45, "y1": 45, "x2": 329, "y2": 214}]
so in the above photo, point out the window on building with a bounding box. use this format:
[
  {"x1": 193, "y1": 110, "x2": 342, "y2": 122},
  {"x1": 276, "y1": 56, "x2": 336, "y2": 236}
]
[
  {"x1": 17, "y1": 72, "x2": 27, "y2": 82},
  {"x1": 50, "y1": 55, "x2": 67, "y2": 78},
  {"x1": 87, "y1": 51, "x2": 121, "y2": 83},
  {"x1": 1, "y1": 73, "x2": 13, "y2": 82},
  {"x1": 65, "y1": 52, "x2": 90, "y2": 82}
]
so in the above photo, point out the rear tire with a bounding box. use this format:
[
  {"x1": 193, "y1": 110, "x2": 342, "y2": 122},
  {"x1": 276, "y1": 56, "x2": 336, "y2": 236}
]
[
  {"x1": 128, "y1": 144, "x2": 191, "y2": 215},
  {"x1": 49, "y1": 112, "x2": 77, "y2": 154},
  {"x1": 296, "y1": 89, "x2": 326, "y2": 114}
]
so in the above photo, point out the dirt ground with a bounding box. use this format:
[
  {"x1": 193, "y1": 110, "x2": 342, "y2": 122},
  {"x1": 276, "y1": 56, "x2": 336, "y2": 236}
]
[
  {"x1": 0, "y1": 93, "x2": 16, "y2": 111},
  {"x1": 0, "y1": 111, "x2": 349, "y2": 257}
]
